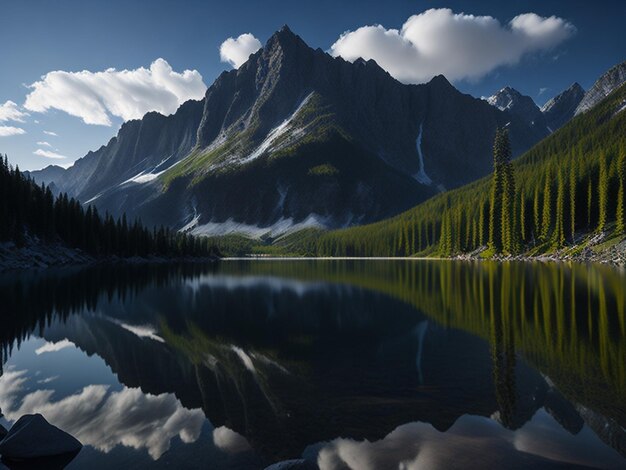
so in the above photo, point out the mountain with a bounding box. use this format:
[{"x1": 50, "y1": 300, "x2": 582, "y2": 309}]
[
  {"x1": 576, "y1": 61, "x2": 626, "y2": 115},
  {"x1": 292, "y1": 81, "x2": 626, "y2": 258},
  {"x1": 486, "y1": 87, "x2": 549, "y2": 136},
  {"x1": 31, "y1": 26, "x2": 548, "y2": 237},
  {"x1": 541, "y1": 82, "x2": 585, "y2": 131},
  {"x1": 24, "y1": 164, "x2": 67, "y2": 187}
]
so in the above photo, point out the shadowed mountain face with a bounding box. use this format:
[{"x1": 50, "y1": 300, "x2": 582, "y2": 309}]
[
  {"x1": 541, "y1": 83, "x2": 585, "y2": 131},
  {"x1": 31, "y1": 27, "x2": 549, "y2": 237},
  {"x1": 0, "y1": 261, "x2": 624, "y2": 468},
  {"x1": 487, "y1": 86, "x2": 549, "y2": 135}
]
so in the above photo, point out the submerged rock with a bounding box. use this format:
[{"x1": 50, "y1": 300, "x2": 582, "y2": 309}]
[
  {"x1": 265, "y1": 459, "x2": 319, "y2": 470},
  {"x1": 0, "y1": 414, "x2": 82, "y2": 461}
]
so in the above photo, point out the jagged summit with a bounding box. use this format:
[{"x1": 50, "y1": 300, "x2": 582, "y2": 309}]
[
  {"x1": 541, "y1": 82, "x2": 585, "y2": 131},
  {"x1": 575, "y1": 60, "x2": 626, "y2": 115},
  {"x1": 30, "y1": 26, "x2": 549, "y2": 237},
  {"x1": 487, "y1": 87, "x2": 548, "y2": 132}
]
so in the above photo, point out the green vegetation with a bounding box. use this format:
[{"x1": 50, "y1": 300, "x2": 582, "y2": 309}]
[
  {"x1": 281, "y1": 84, "x2": 626, "y2": 257},
  {"x1": 0, "y1": 156, "x2": 217, "y2": 258},
  {"x1": 308, "y1": 163, "x2": 339, "y2": 176}
]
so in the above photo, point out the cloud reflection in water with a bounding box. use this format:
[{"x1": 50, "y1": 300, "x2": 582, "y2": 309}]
[{"x1": 0, "y1": 368, "x2": 205, "y2": 459}]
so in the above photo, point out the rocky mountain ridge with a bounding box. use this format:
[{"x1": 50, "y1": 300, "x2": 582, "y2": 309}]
[{"x1": 29, "y1": 27, "x2": 568, "y2": 237}]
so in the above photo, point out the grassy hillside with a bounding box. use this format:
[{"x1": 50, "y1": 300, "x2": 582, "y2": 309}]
[{"x1": 278, "y1": 83, "x2": 626, "y2": 258}]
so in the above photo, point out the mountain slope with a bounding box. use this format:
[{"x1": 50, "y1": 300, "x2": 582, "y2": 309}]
[
  {"x1": 31, "y1": 26, "x2": 549, "y2": 237},
  {"x1": 487, "y1": 87, "x2": 549, "y2": 135},
  {"x1": 576, "y1": 61, "x2": 626, "y2": 115},
  {"x1": 541, "y1": 82, "x2": 585, "y2": 131},
  {"x1": 285, "y1": 82, "x2": 626, "y2": 258}
]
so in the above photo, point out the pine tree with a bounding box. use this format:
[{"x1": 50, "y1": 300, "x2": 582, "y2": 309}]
[
  {"x1": 587, "y1": 178, "x2": 593, "y2": 230},
  {"x1": 540, "y1": 172, "x2": 553, "y2": 241},
  {"x1": 519, "y1": 193, "x2": 526, "y2": 244},
  {"x1": 616, "y1": 153, "x2": 625, "y2": 235},
  {"x1": 533, "y1": 186, "x2": 541, "y2": 244},
  {"x1": 553, "y1": 168, "x2": 566, "y2": 247},
  {"x1": 597, "y1": 156, "x2": 608, "y2": 233},
  {"x1": 489, "y1": 129, "x2": 506, "y2": 252},
  {"x1": 569, "y1": 158, "x2": 578, "y2": 242}
]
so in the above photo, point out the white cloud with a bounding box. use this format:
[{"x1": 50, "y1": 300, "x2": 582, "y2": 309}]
[
  {"x1": 0, "y1": 370, "x2": 205, "y2": 460},
  {"x1": 220, "y1": 33, "x2": 262, "y2": 69},
  {"x1": 0, "y1": 100, "x2": 28, "y2": 122},
  {"x1": 538, "y1": 87, "x2": 549, "y2": 96},
  {"x1": 33, "y1": 149, "x2": 72, "y2": 161},
  {"x1": 212, "y1": 426, "x2": 252, "y2": 454},
  {"x1": 44, "y1": 130, "x2": 57, "y2": 136},
  {"x1": 35, "y1": 338, "x2": 74, "y2": 353},
  {"x1": 36, "y1": 140, "x2": 52, "y2": 147},
  {"x1": 329, "y1": 9, "x2": 575, "y2": 84},
  {"x1": 24, "y1": 58, "x2": 207, "y2": 126},
  {"x1": 0, "y1": 126, "x2": 26, "y2": 137}
]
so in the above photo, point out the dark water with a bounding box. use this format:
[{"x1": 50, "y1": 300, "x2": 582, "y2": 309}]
[{"x1": 0, "y1": 260, "x2": 624, "y2": 469}]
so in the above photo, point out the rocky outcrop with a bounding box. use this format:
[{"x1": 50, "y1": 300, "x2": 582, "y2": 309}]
[
  {"x1": 575, "y1": 61, "x2": 626, "y2": 115},
  {"x1": 487, "y1": 86, "x2": 549, "y2": 135},
  {"x1": 0, "y1": 414, "x2": 82, "y2": 464},
  {"x1": 541, "y1": 82, "x2": 585, "y2": 131}
]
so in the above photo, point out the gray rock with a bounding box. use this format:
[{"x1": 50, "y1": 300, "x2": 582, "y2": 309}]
[
  {"x1": 575, "y1": 61, "x2": 626, "y2": 115},
  {"x1": 265, "y1": 459, "x2": 318, "y2": 470},
  {"x1": 541, "y1": 82, "x2": 585, "y2": 131},
  {"x1": 0, "y1": 414, "x2": 82, "y2": 460}
]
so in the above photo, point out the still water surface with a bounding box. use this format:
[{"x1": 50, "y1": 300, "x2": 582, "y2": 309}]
[{"x1": 0, "y1": 260, "x2": 624, "y2": 469}]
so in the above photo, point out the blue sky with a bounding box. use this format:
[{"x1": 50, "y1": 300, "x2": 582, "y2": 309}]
[{"x1": 0, "y1": 0, "x2": 624, "y2": 170}]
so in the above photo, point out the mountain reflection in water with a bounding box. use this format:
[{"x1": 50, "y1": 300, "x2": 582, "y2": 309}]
[{"x1": 0, "y1": 260, "x2": 624, "y2": 469}]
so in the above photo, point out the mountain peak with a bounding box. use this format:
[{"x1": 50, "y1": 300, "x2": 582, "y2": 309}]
[
  {"x1": 266, "y1": 24, "x2": 305, "y2": 49},
  {"x1": 487, "y1": 87, "x2": 529, "y2": 111},
  {"x1": 487, "y1": 86, "x2": 547, "y2": 132},
  {"x1": 575, "y1": 60, "x2": 626, "y2": 115},
  {"x1": 428, "y1": 74, "x2": 454, "y2": 91},
  {"x1": 541, "y1": 82, "x2": 585, "y2": 131}
]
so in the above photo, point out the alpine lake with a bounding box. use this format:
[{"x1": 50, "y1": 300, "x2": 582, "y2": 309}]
[{"x1": 0, "y1": 259, "x2": 624, "y2": 469}]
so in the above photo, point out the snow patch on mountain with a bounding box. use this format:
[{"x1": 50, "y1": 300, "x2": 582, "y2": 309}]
[
  {"x1": 120, "y1": 155, "x2": 181, "y2": 185},
  {"x1": 240, "y1": 92, "x2": 314, "y2": 165},
  {"x1": 185, "y1": 213, "x2": 333, "y2": 238}
]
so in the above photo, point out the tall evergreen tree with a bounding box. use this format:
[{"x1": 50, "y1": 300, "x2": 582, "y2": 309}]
[
  {"x1": 540, "y1": 172, "x2": 553, "y2": 241},
  {"x1": 569, "y1": 158, "x2": 578, "y2": 242},
  {"x1": 597, "y1": 156, "x2": 609, "y2": 232},
  {"x1": 616, "y1": 153, "x2": 625, "y2": 235},
  {"x1": 553, "y1": 168, "x2": 566, "y2": 248},
  {"x1": 489, "y1": 129, "x2": 506, "y2": 252}
]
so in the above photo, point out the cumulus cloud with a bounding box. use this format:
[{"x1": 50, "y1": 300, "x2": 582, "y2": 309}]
[
  {"x1": 220, "y1": 33, "x2": 262, "y2": 69},
  {"x1": 36, "y1": 140, "x2": 52, "y2": 147},
  {"x1": 329, "y1": 9, "x2": 575, "y2": 84},
  {"x1": 212, "y1": 426, "x2": 252, "y2": 454},
  {"x1": 0, "y1": 100, "x2": 29, "y2": 122},
  {"x1": 0, "y1": 370, "x2": 205, "y2": 460},
  {"x1": 43, "y1": 130, "x2": 58, "y2": 136},
  {"x1": 315, "y1": 412, "x2": 621, "y2": 469},
  {"x1": 0, "y1": 126, "x2": 26, "y2": 137},
  {"x1": 35, "y1": 338, "x2": 74, "y2": 352},
  {"x1": 33, "y1": 149, "x2": 68, "y2": 160},
  {"x1": 24, "y1": 58, "x2": 207, "y2": 126}
]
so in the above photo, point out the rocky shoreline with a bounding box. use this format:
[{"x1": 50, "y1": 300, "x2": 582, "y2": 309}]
[
  {"x1": 0, "y1": 240, "x2": 219, "y2": 273},
  {"x1": 453, "y1": 234, "x2": 626, "y2": 267}
]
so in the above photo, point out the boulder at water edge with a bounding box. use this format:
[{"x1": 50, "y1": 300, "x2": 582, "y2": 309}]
[{"x1": 0, "y1": 414, "x2": 82, "y2": 460}]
